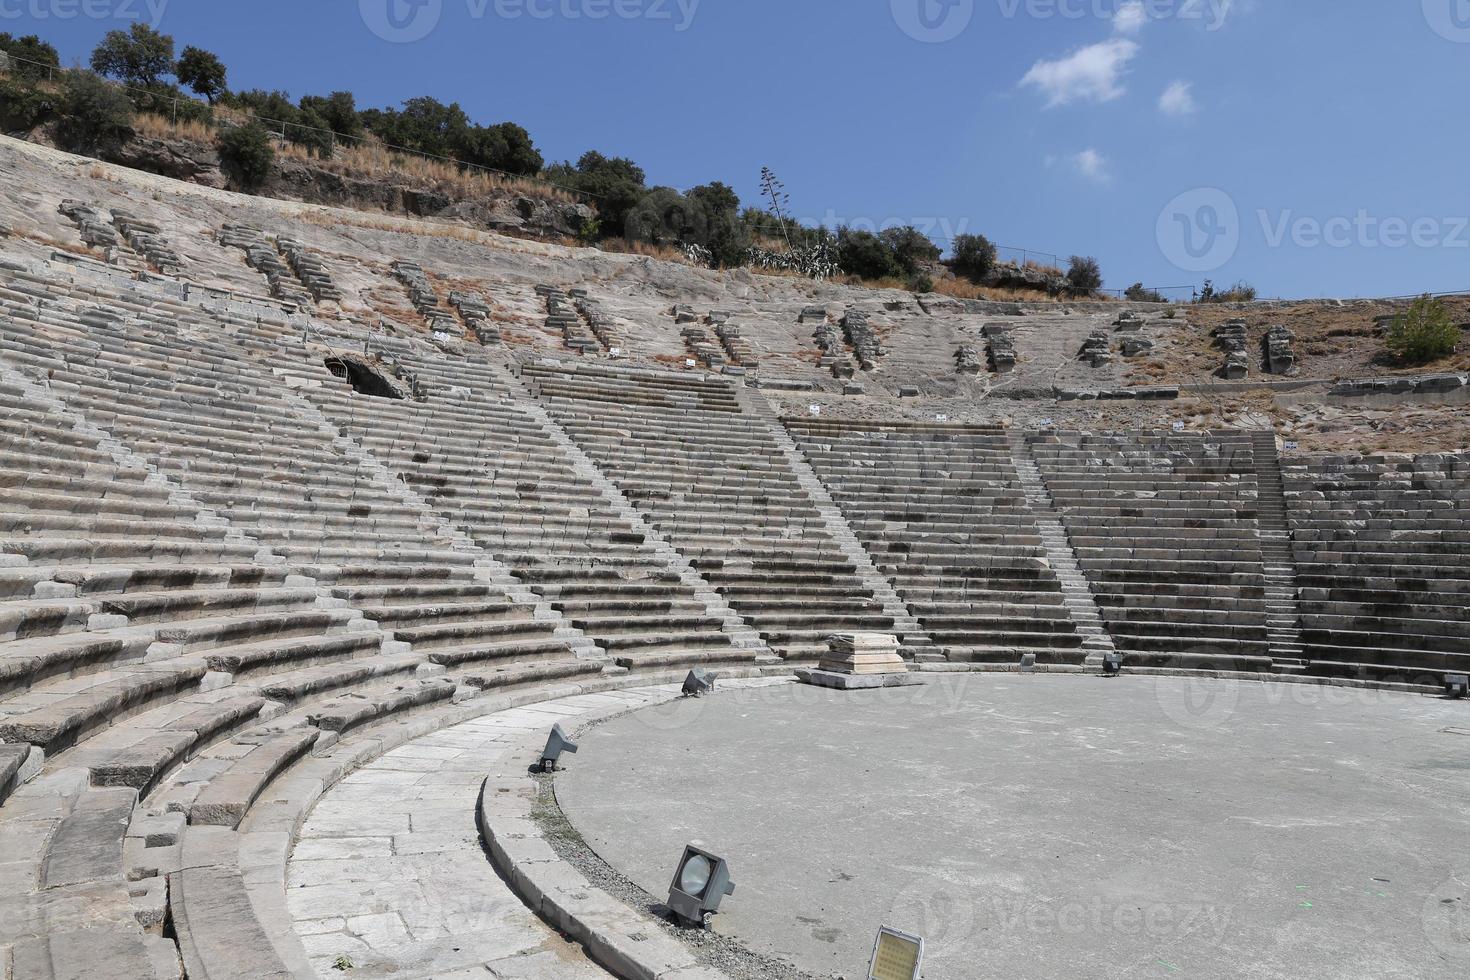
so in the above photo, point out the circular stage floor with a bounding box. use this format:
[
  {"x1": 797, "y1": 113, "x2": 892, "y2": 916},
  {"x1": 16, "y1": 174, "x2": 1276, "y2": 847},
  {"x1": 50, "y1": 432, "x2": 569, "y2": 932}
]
[{"x1": 556, "y1": 675, "x2": 1469, "y2": 979}]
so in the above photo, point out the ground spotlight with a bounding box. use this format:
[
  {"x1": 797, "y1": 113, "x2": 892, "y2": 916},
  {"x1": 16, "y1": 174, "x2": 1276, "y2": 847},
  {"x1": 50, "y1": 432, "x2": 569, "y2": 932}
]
[
  {"x1": 539, "y1": 723, "x2": 578, "y2": 772},
  {"x1": 1103, "y1": 652, "x2": 1123, "y2": 676},
  {"x1": 666, "y1": 844, "x2": 735, "y2": 927},
  {"x1": 868, "y1": 926, "x2": 925, "y2": 980},
  {"x1": 682, "y1": 668, "x2": 717, "y2": 698},
  {"x1": 1446, "y1": 674, "x2": 1469, "y2": 700}
]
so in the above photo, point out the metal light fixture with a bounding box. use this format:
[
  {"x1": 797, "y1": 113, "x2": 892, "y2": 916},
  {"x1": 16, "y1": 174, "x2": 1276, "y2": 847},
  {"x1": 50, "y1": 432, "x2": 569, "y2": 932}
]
[
  {"x1": 666, "y1": 845, "x2": 735, "y2": 927},
  {"x1": 1102, "y1": 652, "x2": 1123, "y2": 676},
  {"x1": 539, "y1": 723, "x2": 578, "y2": 772},
  {"x1": 682, "y1": 669, "x2": 717, "y2": 698},
  {"x1": 868, "y1": 926, "x2": 925, "y2": 980},
  {"x1": 1446, "y1": 674, "x2": 1469, "y2": 700}
]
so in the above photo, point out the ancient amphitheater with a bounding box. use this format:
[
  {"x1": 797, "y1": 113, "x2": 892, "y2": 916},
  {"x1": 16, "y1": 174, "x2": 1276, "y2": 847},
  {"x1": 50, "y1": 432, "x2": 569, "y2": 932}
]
[{"x1": 0, "y1": 136, "x2": 1466, "y2": 979}]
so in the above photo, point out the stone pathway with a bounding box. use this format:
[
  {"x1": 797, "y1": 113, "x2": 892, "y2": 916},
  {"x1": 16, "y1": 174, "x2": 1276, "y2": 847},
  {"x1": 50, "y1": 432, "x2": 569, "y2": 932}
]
[{"x1": 285, "y1": 690, "x2": 665, "y2": 979}]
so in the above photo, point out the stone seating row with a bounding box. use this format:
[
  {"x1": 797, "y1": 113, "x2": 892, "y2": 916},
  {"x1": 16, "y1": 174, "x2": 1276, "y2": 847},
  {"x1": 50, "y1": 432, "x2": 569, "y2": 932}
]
[
  {"x1": 1284, "y1": 454, "x2": 1470, "y2": 680},
  {"x1": 1029, "y1": 431, "x2": 1274, "y2": 667},
  {"x1": 525, "y1": 362, "x2": 894, "y2": 662},
  {"x1": 786, "y1": 420, "x2": 1085, "y2": 665},
  {"x1": 282, "y1": 351, "x2": 753, "y2": 674}
]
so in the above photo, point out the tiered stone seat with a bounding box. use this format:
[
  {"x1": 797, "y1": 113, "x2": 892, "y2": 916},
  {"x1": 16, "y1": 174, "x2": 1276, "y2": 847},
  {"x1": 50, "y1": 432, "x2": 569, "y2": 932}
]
[
  {"x1": 0, "y1": 263, "x2": 585, "y2": 723},
  {"x1": 218, "y1": 223, "x2": 315, "y2": 307},
  {"x1": 1284, "y1": 453, "x2": 1470, "y2": 681},
  {"x1": 1029, "y1": 431, "x2": 1273, "y2": 668},
  {"x1": 291, "y1": 352, "x2": 752, "y2": 673},
  {"x1": 0, "y1": 263, "x2": 622, "y2": 979},
  {"x1": 787, "y1": 420, "x2": 1084, "y2": 664},
  {"x1": 525, "y1": 361, "x2": 895, "y2": 662}
]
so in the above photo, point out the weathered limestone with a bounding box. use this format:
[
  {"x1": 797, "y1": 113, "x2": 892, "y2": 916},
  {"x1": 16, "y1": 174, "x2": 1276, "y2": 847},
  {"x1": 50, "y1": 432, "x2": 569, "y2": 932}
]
[
  {"x1": 1263, "y1": 323, "x2": 1296, "y2": 375},
  {"x1": 984, "y1": 323, "x2": 1017, "y2": 373}
]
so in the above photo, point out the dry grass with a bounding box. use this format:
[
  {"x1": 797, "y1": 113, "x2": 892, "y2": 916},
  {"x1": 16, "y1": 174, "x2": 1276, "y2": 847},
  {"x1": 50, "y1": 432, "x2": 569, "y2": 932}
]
[
  {"x1": 132, "y1": 111, "x2": 579, "y2": 205},
  {"x1": 598, "y1": 238, "x2": 700, "y2": 265}
]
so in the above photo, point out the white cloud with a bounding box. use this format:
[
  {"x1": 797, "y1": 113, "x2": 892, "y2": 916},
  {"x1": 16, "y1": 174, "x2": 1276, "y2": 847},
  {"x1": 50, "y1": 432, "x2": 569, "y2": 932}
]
[
  {"x1": 1113, "y1": 0, "x2": 1148, "y2": 35},
  {"x1": 1020, "y1": 38, "x2": 1139, "y2": 108},
  {"x1": 1159, "y1": 80, "x2": 1197, "y2": 116},
  {"x1": 1074, "y1": 149, "x2": 1109, "y2": 183}
]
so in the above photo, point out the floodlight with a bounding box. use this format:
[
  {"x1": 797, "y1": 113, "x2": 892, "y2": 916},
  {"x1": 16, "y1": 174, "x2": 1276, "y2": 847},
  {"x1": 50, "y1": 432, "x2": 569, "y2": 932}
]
[
  {"x1": 1446, "y1": 674, "x2": 1469, "y2": 700},
  {"x1": 1019, "y1": 653, "x2": 1037, "y2": 673},
  {"x1": 539, "y1": 724, "x2": 578, "y2": 771},
  {"x1": 682, "y1": 669, "x2": 717, "y2": 698},
  {"x1": 666, "y1": 845, "x2": 735, "y2": 927},
  {"x1": 1103, "y1": 652, "x2": 1123, "y2": 676},
  {"x1": 868, "y1": 926, "x2": 925, "y2": 980}
]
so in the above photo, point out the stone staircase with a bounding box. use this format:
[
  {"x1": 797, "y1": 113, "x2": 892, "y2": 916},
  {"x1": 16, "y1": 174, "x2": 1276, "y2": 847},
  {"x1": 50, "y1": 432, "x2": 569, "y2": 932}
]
[
  {"x1": 502, "y1": 362, "x2": 775, "y2": 663},
  {"x1": 1008, "y1": 435, "x2": 1116, "y2": 665},
  {"x1": 739, "y1": 388, "x2": 939, "y2": 661},
  {"x1": 1251, "y1": 431, "x2": 1307, "y2": 669}
]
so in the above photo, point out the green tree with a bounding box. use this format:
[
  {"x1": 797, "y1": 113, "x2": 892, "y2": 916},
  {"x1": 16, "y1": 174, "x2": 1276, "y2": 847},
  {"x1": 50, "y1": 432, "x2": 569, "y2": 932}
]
[
  {"x1": 544, "y1": 151, "x2": 647, "y2": 238},
  {"x1": 0, "y1": 75, "x2": 52, "y2": 131},
  {"x1": 950, "y1": 233, "x2": 997, "y2": 283},
  {"x1": 299, "y1": 91, "x2": 361, "y2": 140},
  {"x1": 175, "y1": 46, "x2": 227, "y2": 103},
  {"x1": 625, "y1": 187, "x2": 708, "y2": 248},
  {"x1": 1385, "y1": 295, "x2": 1460, "y2": 365},
  {"x1": 880, "y1": 225, "x2": 941, "y2": 277},
  {"x1": 90, "y1": 24, "x2": 176, "y2": 86},
  {"x1": 54, "y1": 70, "x2": 135, "y2": 154},
  {"x1": 217, "y1": 122, "x2": 275, "y2": 192},
  {"x1": 0, "y1": 33, "x2": 61, "y2": 80},
  {"x1": 837, "y1": 228, "x2": 901, "y2": 280},
  {"x1": 688, "y1": 181, "x2": 748, "y2": 267},
  {"x1": 1066, "y1": 255, "x2": 1103, "y2": 296}
]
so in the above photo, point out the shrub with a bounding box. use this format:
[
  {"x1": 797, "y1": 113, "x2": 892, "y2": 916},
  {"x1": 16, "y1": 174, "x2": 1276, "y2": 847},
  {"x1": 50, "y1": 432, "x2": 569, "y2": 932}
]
[
  {"x1": 624, "y1": 187, "x2": 708, "y2": 248},
  {"x1": 176, "y1": 46, "x2": 227, "y2": 103},
  {"x1": 907, "y1": 272, "x2": 935, "y2": 294},
  {"x1": 950, "y1": 233, "x2": 998, "y2": 283},
  {"x1": 1066, "y1": 255, "x2": 1103, "y2": 296},
  {"x1": 217, "y1": 123, "x2": 275, "y2": 192},
  {"x1": 544, "y1": 151, "x2": 647, "y2": 238},
  {"x1": 837, "y1": 228, "x2": 901, "y2": 281},
  {"x1": 0, "y1": 75, "x2": 52, "y2": 132},
  {"x1": 1197, "y1": 279, "x2": 1258, "y2": 304},
  {"x1": 90, "y1": 24, "x2": 175, "y2": 86},
  {"x1": 880, "y1": 226, "x2": 941, "y2": 277},
  {"x1": 54, "y1": 71, "x2": 135, "y2": 154},
  {"x1": 0, "y1": 33, "x2": 61, "y2": 80},
  {"x1": 687, "y1": 181, "x2": 748, "y2": 268},
  {"x1": 1385, "y1": 295, "x2": 1460, "y2": 365},
  {"x1": 1125, "y1": 282, "x2": 1167, "y2": 303}
]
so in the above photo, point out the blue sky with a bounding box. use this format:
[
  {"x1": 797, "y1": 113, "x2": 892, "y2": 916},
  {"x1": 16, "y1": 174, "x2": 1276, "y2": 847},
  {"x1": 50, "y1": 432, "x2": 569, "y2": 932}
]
[{"x1": 12, "y1": 0, "x2": 1470, "y2": 298}]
